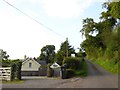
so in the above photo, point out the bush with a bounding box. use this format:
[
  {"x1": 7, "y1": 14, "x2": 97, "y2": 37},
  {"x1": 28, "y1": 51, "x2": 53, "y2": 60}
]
[
  {"x1": 2, "y1": 60, "x2": 12, "y2": 67},
  {"x1": 16, "y1": 61, "x2": 22, "y2": 80},
  {"x1": 11, "y1": 63, "x2": 16, "y2": 80},
  {"x1": 66, "y1": 69, "x2": 75, "y2": 78},
  {"x1": 10, "y1": 61, "x2": 22, "y2": 80},
  {"x1": 63, "y1": 57, "x2": 82, "y2": 70}
]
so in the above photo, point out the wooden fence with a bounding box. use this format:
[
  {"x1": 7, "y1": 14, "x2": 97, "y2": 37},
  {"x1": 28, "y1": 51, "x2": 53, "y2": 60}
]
[{"x1": 0, "y1": 67, "x2": 11, "y2": 81}]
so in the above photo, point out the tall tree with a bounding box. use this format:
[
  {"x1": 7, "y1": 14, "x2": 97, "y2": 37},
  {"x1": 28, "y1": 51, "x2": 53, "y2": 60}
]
[
  {"x1": 37, "y1": 45, "x2": 55, "y2": 64},
  {"x1": 55, "y1": 39, "x2": 75, "y2": 65},
  {"x1": 80, "y1": 1, "x2": 120, "y2": 63},
  {"x1": 80, "y1": 18, "x2": 96, "y2": 39},
  {"x1": 0, "y1": 49, "x2": 9, "y2": 60}
]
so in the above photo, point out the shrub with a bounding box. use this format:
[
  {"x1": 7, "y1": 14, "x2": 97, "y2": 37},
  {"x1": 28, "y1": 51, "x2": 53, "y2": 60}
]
[
  {"x1": 10, "y1": 60, "x2": 22, "y2": 80},
  {"x1": 11, "y1": 63, "x2": 16, "y2": 80},
  {"x1": 63, "y1": 57, "x2": 82, "y2": 70},
  {"x1": 66, "y1": 69, "x2": 75, "y2": 78},
  {"x1": 16, "y1": 61, "x2": 22, "y2": 80},
  {"x1": 2, "y1": 60, "x2": 12, "y2": 67}
]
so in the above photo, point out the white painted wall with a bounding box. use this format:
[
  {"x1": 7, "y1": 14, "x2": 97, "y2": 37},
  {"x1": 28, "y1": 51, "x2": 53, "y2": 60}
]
[{"x1": 21, "y1": 59, "x2": 41, "y2": 71}]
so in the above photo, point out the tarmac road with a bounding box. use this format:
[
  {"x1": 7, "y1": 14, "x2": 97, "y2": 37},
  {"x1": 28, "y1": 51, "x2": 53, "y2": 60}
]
[
  {"x1": 57, "y1": 59, "x2": 118, "y2": 88},
  {"x1": 2, "y1": 59, "x2": 119, "y2": 88}
]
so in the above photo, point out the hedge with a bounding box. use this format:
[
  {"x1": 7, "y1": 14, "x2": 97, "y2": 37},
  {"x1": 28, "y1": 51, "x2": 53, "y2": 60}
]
[
  {"x1": 10, "y1": 61, "x2": 22, "y2": 80},
  {"x1": 63, "y1": 57, "x2": 82, "y2": 70},
  {"x1": 66, "y1": 69, "x2": 75, "y2": 78}
]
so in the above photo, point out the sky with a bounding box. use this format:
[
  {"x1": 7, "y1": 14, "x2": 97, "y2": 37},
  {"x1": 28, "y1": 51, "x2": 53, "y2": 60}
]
[{"x1": 0, "y1": 0, "x2": 107, "y2": 59}]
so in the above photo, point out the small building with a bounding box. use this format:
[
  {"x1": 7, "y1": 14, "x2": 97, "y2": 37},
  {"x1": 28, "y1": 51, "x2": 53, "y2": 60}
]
[
  {"x1": 50, "y1": 62, "x2": 61, "y2": 77},
  {"x1": 21, "y1": 58, "x2": 47, "y2": 76}
]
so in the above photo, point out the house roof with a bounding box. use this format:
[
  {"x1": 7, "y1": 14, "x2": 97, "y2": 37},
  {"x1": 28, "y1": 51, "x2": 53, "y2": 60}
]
[
  {"x1": 22, "y1": 57, "x2": 46, "y2": 66},
  {"x1": 37, "y1": 60, "x2": 46, "y2": 65}
]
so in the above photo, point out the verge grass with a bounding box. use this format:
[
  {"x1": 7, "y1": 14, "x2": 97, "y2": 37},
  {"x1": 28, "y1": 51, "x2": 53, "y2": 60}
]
[{"x1": 2, "y1": 79, "x2": 24, "y2": 84}]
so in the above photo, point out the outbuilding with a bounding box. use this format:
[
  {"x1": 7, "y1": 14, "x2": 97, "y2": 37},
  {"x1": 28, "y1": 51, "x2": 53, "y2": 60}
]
[{"x1": 50, "y1": 62, "x2": 61, "y2": 77}]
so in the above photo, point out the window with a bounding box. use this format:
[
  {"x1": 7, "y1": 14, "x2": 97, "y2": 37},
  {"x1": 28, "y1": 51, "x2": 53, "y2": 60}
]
[{"x1": 29, "y1": 62, "x2": 32, "y2": 68}]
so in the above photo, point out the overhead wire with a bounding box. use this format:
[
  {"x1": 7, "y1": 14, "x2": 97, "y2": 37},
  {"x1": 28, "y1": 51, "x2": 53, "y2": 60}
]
[{"x1": 2, "y1": 0, "x2": 65, "y2": 39}]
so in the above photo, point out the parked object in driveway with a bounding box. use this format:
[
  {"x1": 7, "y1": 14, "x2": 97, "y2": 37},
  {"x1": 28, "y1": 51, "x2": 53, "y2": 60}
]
[
  {"x1": 50, "y1": 62, "x2": 61, "y2": 77},
  {"x1": 21, "y1": 57, "x2": 47, "y2": 76}
]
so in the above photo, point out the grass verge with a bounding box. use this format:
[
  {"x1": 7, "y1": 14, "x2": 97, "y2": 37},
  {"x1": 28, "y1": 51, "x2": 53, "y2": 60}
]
[
  {"x1": 2, "y1": 79, "x2": 24, "y2": 84},
  {"x1": 94, "y1": 58, "x2": 119, "y2": 74},
  {"x1": 75, "y1": 61, "x2": 88, "y2": 77}
]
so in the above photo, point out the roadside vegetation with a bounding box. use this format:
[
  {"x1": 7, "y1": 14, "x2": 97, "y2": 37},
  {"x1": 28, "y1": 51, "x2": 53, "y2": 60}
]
[
  {"x1": 1, "y1": 39, "x2": 88, "y2": 81},
  {"x1": 80, "y1": 1, "x2": 120, "y2": 74},
  {"x1": 0, "y1": 49, "x2": 22, "y2": 81},
  {"x1": 2, "y1": 79, "x2": 24, "y2": 84},
  {"x1": 94, "y1": 58, "x2": 119, "y2": 74},
  {"x1": 2, "y1": 1, "x2": 119, "y2": 80},
  {"x1": 63, "y1": 57, "x2": 87, "y2": 78}
]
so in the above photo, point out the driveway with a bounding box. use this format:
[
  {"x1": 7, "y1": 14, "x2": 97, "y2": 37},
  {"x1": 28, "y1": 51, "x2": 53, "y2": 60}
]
[
  {"x1": 2, "y1": 59, "x2": 119, "y2": 88},
  {"x1": 2, "y1": 77, "x2": 70, "y2": 88}
]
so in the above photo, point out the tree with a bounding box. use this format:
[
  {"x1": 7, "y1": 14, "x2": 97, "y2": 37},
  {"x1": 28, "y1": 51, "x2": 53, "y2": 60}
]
[
  {"x1": 55, "y1": 39, "x2": 75, "y2": 65},
  {"x1": 80, "y1": 1, "x2": 120, "y2": 64},
  {"x1": 101, "y1": 1, "x2": 120, "y2": 19},
  {"x1": 80, "y1": 18, "x2": 96, "y2": 39},
  {"x1": 76, "y1": 48, "x2": 86, "y2": 58},
  {"x1": 0, "y1": 49, "x2": 9, "y2": 60},
  {"x1": 37, "y1": 45, "x2": 55, "y2": 64}
]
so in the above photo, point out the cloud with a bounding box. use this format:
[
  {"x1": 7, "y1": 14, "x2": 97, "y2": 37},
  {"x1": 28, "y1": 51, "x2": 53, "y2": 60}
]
[{"x1": 41, "y1": 0, "x2": 94, "y2": 19}]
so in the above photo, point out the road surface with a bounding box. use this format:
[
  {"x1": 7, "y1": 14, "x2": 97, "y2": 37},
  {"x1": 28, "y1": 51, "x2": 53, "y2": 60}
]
[
  {"x1": 2, "y1": 59, "x2": 119, "y2": 88},
  {"x1": 57, "y1": 59, "x2": 118, "y2": 88}
]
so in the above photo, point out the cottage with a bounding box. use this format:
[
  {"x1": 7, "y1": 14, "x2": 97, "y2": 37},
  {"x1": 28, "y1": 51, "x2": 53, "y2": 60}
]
[{"x1": 21, "y1": 58, "x2": 47, "y2": 76}]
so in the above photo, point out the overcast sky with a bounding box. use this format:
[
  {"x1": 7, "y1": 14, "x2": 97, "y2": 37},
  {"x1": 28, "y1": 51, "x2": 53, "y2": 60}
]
[{"x1": 0, "y1": 0, "x2": 106, "y2": 59}]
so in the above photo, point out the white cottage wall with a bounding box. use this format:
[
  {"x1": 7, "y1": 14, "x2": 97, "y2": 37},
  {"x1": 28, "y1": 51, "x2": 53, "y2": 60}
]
[{"x1": 21, "y1": 59, "x2": 41, "y2": 71}]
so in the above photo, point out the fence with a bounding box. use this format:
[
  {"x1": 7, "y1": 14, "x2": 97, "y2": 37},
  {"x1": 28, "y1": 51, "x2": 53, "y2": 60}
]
[{"x1": 0, "y1": 67, "x2": 11, "y2": 81}]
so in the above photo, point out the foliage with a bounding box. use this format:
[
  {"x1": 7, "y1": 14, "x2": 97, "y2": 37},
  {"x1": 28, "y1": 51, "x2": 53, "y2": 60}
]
[
  {"x1": 80, "y1": 18, "x2": 96, "y2": 39},
  {"x1": 76, "y1": 61, "x2": 88, "y2": 76},
  {"x1": 94, "y1": 58, "x2": 119, "y2": 74},
  {"x1": 55, "y1": 51, "x2": 64, "y2": 65},
  {"x1": 76, "y1": 48, "x2": 86, "y2": 57},
  {"x1": 16, "y1": 61, "x2": 22, "y2": 80},
  {"x1": 63, "y1": 57, "x2": 82, "y2": 70},
  {"x1": 80, "y1": 1, "x2": 120, "y2": 74},
  {"x1": 66, "y1": 69, "x2": 75, "y2": 78},
  {"x1": 0, "y1": 49, "x2": 9, "y2": 60},
  {"x1": 38, "y1": 45, "x2": 55, "y2": 64},
  {"x1": 2, "y1": 59, "x2": 22, "y2": 80},
  {"x1": 11, "y1": 63, "x2": 16, "y2": 80},
  {"x1": 55, "y1": 39, "x2": 75, "y2": 65},
  {"x1": 1, "y1": 60, "x2": 12, "y2": 67},
  {"x1": 2, "y1": 79, "x2": 24, "y2": 84},
  {"x1": 64, "y1": 58, "x2": 87, "y2": 78}
]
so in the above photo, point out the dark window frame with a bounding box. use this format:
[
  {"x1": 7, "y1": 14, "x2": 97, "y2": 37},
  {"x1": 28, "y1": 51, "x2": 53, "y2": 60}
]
[{"x1": 29, "y1": 62, "x2": 32, "y2": 68}]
